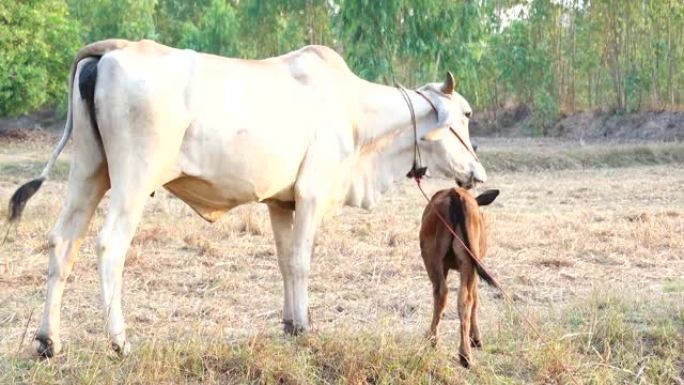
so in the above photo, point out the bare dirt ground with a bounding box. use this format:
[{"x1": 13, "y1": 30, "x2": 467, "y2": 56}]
[
  {"x1": 0, "y1": 131, "x2": 683, "y2": 384},
  {"x1": 472, "y1": 106, "x2": 684, "y2": 142}
]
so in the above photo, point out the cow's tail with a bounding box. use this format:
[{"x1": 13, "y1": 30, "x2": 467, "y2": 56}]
[
  {"x1": 6, "y1": 39, "x2": 130, "y2": 224},
  {"x1": 448, "y1": 190, "x2": 496, "y2": 287}
]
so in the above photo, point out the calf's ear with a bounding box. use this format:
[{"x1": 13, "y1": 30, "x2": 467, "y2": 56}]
[{"x1": 475, "y1": 189, "x2": 499, "y2": 206}]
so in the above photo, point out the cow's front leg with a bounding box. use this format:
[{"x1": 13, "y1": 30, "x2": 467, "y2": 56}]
[
  {"x1": 267, "y1": 205, "x2": 295, "y2": 334},
  {"x1": 289, "y1": 197, "x2": 322, "y2": 334}
]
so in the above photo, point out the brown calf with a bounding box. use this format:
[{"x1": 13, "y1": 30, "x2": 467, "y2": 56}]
[{"x1": 419, "y1": 187, "x2": 499, "y2": 368}]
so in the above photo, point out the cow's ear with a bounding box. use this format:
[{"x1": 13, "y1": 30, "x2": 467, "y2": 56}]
[
  {"x1": 441, "y1": 71, "x2": 456, "y2": 94},
  {"x1": 475, "y1": 189, "x2": 499, "y2": 206}
]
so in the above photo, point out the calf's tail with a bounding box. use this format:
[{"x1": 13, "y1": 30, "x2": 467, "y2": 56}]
[{"x1": 448, "y1": 191, "x2": 496, "y2": 287}]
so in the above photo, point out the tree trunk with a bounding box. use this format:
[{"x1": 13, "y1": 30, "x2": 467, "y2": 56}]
[
  {"x1": 571, "y1": 2, "x2": 577, "y2": 112},
  {"x1": 667, "y1": 1, "x2": 674, "y2": 106}
]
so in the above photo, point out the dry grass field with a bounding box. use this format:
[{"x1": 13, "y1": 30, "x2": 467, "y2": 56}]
[{"x1": 1, "y1": 132, "x2": 683, "y2": 384}]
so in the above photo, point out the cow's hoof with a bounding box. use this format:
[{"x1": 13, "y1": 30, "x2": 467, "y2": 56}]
[
  {"x1": 471, "y1": 339, "x2": 482, "y2": 348},
  {"x1": 283, "y1": 320, "x2": 296, "y2": 335},
  {"x1": 458, "y1": 353, "x2": 471, "y2": 368},
  {"x1": 283, "y1": 320, "x2": 308, "y2": 336},
  {"x1": 111, "y1": 340, "x2": 131, "y2": 356},
  {"x1": 35, "y1": 335, "x2": 60, "y2": 358}
]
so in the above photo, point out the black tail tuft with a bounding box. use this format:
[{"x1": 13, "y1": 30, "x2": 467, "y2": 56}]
[
  {"x1": 8, "y1": 178, "x2": 44, "y2": 223},
  {"x1": 474, "y1": 264, "x2": 497, "y2": 287}
]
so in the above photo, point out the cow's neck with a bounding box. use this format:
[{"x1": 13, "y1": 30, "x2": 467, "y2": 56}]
[
  {"x1": 345, "y1": 83, "x2": 438, "y2": 209},
  {"x1": 356, "y1": 83, "x2": 437, "y2": 143}
]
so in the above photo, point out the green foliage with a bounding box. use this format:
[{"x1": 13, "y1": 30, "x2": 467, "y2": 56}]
[
  {"x1": 0, "y1": 0, "x2": 80, "y2": 117},
  {"x1": 236, "y1": 0, "x2": 328, "y2": 59},
  {"x1": 178, "y1": 0, "x2": 239, "y2": 57},
  {"x1": 68, "y1": 0, "x2": 158, "y2": 42},
  {"x1": 155, "y1": 0, "x2": 214, "y2": 46},
  {"x1": 4, "y1": 0, "x2": 684, "y2": 132}
]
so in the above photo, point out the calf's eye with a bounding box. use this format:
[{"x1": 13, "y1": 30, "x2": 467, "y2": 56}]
[{"x1": 465, "y1": 111, "x2": 472, "y2": 118}]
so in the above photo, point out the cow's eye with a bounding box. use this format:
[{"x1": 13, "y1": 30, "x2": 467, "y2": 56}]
[{"x1": 465, "y1": 111, "x2": 472, "y2": 119}]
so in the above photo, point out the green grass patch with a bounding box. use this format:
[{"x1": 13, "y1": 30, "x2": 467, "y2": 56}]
[
  {"x1": 662, "y1": 279, "x2": 684, "y2": 293},
  {"x1": 2, "y1": 292, "x2": 681, "y2": 385}
]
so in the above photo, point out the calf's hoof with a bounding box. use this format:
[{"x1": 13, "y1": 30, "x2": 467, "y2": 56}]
[
  {"x1": 471, "y1": 339, "x2": 482, "y2": 348},
  {"x1": 425, "y1": 332, "x2": 439, "y2": 347},
  {"x1": 111, "y1": 340, "x2": 131, "y2": 356},
  {"x1": 458, "y1": 353, "x2": 471, "y2": 368},
  {"x1": 35, "y1": 335, "x2": 61, "y2": 357}
]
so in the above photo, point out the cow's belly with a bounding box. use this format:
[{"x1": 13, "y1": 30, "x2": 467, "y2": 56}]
[
  {"x1": 159, "y1": 54, "x2": 330, "y2": 221},
  {"x1": 165, "y1": 109, "x2": 316, "y2": 221}
]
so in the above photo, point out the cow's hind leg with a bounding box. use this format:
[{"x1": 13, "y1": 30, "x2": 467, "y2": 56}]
[
  {"x1": 94, "y1": 142, "x2": 184, "y2": 354},
  {"x1": 95, "y1": 177, "x2": 153, "y2": 355},
  {"x1": 35, "y1": 73, "x2": 109, "y2": 356},
  {"x1": 93, "y1": 53, "x2": 189, "y2": 354},
  {"x1": 94, "y1": 138, "x2": 177, "y2": 355},
  {"x1": 268, "y1": 205, "x2": 295, "y2": 334},
  {"x1": 35, "y1": 169, "x2": 108, "y2": 356}
]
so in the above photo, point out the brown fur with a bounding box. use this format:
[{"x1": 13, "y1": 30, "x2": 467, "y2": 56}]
[{"x1": 419, "y1": 187, "x2": 499, "y2": 368}]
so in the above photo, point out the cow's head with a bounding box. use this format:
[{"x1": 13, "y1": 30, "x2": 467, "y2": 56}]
[{"x1": 416, "y1": 72, "x2": 486, "y2": 188}]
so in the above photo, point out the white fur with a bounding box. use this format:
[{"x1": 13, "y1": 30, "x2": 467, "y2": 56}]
[{"x1": 34, "y1": 41, "x2": 485, "y2": 354}]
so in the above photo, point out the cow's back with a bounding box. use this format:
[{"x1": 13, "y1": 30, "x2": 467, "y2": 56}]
[{"x1": 93, "y1": 41, "x2": 360, "y2": 221}]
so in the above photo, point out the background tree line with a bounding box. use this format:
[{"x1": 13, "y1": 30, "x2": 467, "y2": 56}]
[{"x1": 2, "y1": 0, "x2": 683, "y2": 131}]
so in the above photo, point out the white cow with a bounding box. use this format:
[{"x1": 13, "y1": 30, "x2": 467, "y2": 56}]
[{"x1": 8, "y1": 39, "x2": 486, "y2": 357}]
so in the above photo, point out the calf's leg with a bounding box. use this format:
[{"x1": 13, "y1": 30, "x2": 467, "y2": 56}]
[
  {"x1": 457, "y1": 266, "x2": 476, "y2": 368},
  {"x1": 420, "y1": 235, "x2": 451, "y2": 345},
  {"x1": 427, "y1": 266, "x2": 449, "y2": 345},
  {"x1": 470, "y1": 279, "x2": 482, "y2": 348}
]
